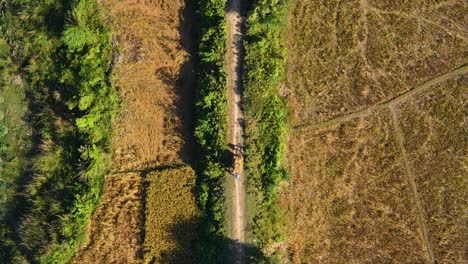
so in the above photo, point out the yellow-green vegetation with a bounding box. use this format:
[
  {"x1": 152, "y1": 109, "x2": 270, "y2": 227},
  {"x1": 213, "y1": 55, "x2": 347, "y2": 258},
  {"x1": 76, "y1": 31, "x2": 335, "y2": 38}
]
[
  {"x1": 283, "y1": 0, "x2": 467, "y2": 262},
  {"x1": 144, "y1": 167, "x2": 197, "y2": 263},
  {"x1": 243, "y1": 0, "x2": 289, "y2": 254},
  {"x1": 193, "y1": 0, "x2": 228, "y2": 262},
  {"x1": 0, "y1": 0, "x2": 119, "y2": 263}
]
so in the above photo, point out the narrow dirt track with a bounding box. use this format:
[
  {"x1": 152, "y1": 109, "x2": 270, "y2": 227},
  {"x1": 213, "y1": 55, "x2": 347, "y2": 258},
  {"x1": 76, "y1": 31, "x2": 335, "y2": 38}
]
[
  {"x1": 390, "y1": 106, "x2": 435, "y2": 263},
  {"x1": 226, "y1": 0, "x2": 246, "y2": 263}
]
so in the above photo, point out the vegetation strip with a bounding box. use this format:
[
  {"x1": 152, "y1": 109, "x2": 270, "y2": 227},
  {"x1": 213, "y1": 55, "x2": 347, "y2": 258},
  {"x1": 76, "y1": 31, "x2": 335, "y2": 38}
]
[
  {"x1": 193, "y1": 0, "x2": 229, "y2": 262},
  {"x1": 243, "y1": 0, "x2": 289, "y2": 258},
  {"x1": 0, "y1": 0, "x2": 118, "y2": 262}
]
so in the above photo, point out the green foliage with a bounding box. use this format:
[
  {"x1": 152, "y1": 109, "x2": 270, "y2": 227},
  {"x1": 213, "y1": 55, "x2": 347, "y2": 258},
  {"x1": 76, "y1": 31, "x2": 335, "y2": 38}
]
[
  {"x1": 0, "y1": 0, "x2": 118, "y2": 263},
  {"x1": 244, "y1": 0, "x2": 289, "y2": 253},
  {"x1": 193, "y1": 0, "x2": 228, "y2": 262}
]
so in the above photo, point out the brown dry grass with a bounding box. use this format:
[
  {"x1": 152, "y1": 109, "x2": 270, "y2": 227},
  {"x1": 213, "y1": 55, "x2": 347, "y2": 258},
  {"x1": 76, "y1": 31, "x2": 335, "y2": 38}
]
[
  {"x1": 283, "y1": 0, "x2": 467, "y2": 262},
  {"x1": 283, "y1": 111, "x2": 429, "y2": 263},
  {"x1": 73, "y1": 173, "x2": 144, "y2": 264},
  {"x1": 395, "y1": 77, "x2": 467, "y2": 263},
  {"x1": 144, "y1": 167, "x2": 197, "y2": 264},
  {"x1": 101, "y1": 0, "x2": 192, "y2": 171},
  {"x1": 287, "y1": 0, "x2": 467, "y2": 126}
]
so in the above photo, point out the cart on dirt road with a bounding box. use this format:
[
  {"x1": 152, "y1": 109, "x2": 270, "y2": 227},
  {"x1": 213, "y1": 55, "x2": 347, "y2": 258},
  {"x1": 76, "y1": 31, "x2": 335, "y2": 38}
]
[{"x1": 232, "y1": 146, "x2": 244, "y2": 180}]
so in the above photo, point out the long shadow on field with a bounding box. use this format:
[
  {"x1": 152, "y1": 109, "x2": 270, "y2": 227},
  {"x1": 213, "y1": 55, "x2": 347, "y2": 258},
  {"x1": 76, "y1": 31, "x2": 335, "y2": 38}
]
[
  {"x1": 173, "y1": 0, "x2": 196, "y2": 166},
  {"x1": 147, "y1": 217, "x2": 269, "y2": 264}
]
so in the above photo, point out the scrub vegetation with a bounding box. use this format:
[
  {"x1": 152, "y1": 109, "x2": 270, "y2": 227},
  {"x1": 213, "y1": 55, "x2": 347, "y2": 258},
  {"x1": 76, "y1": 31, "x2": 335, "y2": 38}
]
[{"x1": 0, "y1": 0, "x2": 118, "y2": 262}]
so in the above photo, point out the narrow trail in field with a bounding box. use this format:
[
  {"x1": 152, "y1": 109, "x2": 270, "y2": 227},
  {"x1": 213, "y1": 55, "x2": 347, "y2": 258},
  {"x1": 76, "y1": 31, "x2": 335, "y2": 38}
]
[
  {"x1": 390, "y1": 106, "x2": 435, "y2": 263},
  {"x1": 226, "y1": 0, "x2": 246, "y2": 263},
  {"x1": 293, "y1": 64, "x2": 468, "y2": 131}
]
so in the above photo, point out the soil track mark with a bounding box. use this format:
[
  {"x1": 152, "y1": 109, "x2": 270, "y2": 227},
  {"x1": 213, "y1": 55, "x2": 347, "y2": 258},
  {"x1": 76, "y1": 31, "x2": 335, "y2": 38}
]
[
  {"x1": 390, "y1": 106, "x2": 435, "y2": 263},
  {"x1": 293, "y1": 64, "x2": 468, "y2": 131},
  {"x1": 226, "y1": 0, "x2": 246, "y2": 263}
]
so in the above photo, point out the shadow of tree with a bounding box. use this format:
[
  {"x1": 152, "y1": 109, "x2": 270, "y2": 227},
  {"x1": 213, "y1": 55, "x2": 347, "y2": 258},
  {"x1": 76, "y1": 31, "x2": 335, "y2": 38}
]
[{"x1": 145, "y1": 217, "x2": 271, "y2": 264}]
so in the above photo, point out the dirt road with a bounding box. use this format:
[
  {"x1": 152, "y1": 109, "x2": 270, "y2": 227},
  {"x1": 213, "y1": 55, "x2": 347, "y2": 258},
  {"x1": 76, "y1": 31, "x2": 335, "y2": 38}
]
[{"x1": 226, "y1": 0, "x2": 246, "y2": 263}]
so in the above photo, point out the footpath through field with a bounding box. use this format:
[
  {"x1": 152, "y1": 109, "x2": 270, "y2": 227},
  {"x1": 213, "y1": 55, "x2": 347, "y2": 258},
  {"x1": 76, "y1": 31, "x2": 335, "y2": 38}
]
[{"x1": 226, "y1": 0, "x2": 246, "y2": 263}]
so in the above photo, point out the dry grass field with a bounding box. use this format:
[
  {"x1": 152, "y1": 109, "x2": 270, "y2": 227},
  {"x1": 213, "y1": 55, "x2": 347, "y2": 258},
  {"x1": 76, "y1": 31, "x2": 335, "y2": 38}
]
[
  {"x1": 288, "y1": 0, "x2": 467, "y2": 126},
  {"x1": 100, "y1": 0, "x2": 193, "y2": 171},
  {"x1": 282, "y1": 0, "x2": 467, "y2": 262},
  {"x1": 144, "y1": 167, "x2": 197, "y2": 263}
]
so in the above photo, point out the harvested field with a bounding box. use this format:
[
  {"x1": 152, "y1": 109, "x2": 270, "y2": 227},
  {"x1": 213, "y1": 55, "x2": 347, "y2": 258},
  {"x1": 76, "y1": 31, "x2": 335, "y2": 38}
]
[
  {"x1": 144, "y1": 167, "x2": 197, "y2": 263},
  {"x1": 283, "y1": 0, "x2": 467, "y2": 262},
  {"x1": 73, "y1": 173, "x2": 144, "y2": 264},
  {"x1": 100, "y1": 0, "x2": 193, "y2": 171}
]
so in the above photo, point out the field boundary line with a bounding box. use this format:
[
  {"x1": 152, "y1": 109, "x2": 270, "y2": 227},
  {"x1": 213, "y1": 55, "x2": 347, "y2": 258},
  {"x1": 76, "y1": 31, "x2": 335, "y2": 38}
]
[
  {"x1": 293, "y1": 64, "x2": 468, "y2": 131},
  {"x1": 390, "y1": 106, "x2": 435, "y2": 263}
]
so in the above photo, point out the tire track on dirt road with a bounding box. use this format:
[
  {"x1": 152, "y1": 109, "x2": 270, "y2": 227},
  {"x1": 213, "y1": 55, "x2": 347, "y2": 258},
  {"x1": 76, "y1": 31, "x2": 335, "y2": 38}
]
[
  {"x1": 226, "y1": 0, "x2": 246, "y2": 263},
  {"x1": 293, "y1": 64, "x2": 468, "y2": 132}
]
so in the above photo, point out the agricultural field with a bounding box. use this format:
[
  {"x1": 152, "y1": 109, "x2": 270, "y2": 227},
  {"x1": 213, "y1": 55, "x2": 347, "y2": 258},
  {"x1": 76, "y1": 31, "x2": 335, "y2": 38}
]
[
  {"x1": 1, "y1": 0, "x2": 465, "y2": 262},
  {"x1": 282, "y1": 0, "x2": 467, "y2": 263},
  {"x1": 99, "y1": 0, "x2": 193, "y2": 171},
  {"x1": 396, "y1": 78, "x2": 467, "y2": 262},
  {"x1": 73, "y1": 173, "x2": 144, "y2": 263},
  {"x1": 74, "y1": 0, "x2": 198, "y2": 262},
  {"x1": 144, "y1": 167, "x2": 197, "y2": 263}
]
